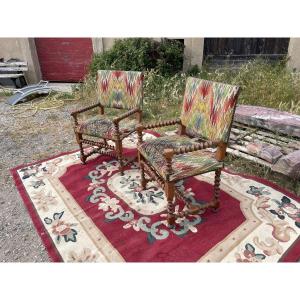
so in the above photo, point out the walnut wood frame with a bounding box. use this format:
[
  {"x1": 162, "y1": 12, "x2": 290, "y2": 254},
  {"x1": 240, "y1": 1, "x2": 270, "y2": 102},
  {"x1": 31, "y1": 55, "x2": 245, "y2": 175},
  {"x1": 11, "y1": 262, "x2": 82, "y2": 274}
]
[
  {"x1": 71, "y1": 103, "x2": 142, "y2": 175},
  {"x1": 136, "y1": 120, "x2": 226, "y2": 227}
]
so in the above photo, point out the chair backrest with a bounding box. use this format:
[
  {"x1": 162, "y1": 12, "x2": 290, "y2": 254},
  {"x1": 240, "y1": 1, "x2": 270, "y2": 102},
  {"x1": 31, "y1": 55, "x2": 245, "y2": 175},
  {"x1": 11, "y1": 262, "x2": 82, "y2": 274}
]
[
  {"x1": 96, "y1": 70, "x2": 143, "y2": 110},
  {"x1": 180, "y1": 77, "x2": 240, "y2": 143}
]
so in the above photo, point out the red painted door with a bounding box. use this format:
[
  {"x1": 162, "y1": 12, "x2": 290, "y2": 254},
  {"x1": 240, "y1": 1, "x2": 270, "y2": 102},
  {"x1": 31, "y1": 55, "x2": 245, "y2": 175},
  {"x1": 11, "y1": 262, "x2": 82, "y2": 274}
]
[{"x1": 35, "y1": 38, "x2": 93, "y2": 82}]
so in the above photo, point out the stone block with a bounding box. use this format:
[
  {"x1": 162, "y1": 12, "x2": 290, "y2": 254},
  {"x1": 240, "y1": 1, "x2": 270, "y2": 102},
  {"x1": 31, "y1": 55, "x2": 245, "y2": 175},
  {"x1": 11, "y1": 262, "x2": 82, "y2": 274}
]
[{"x1": 272, "y1": 150, "x2": 300, "y2": 179}]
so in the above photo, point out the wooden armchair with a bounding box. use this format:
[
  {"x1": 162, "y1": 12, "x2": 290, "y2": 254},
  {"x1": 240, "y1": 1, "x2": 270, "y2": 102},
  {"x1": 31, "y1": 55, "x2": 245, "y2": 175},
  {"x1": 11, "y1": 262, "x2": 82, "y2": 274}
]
[
  {"x1": 71, "y1": 70, "x2": 144, "y2": 175},
  {"x1": 136, "y1": 78, "x2": 240, "y2": 227}
]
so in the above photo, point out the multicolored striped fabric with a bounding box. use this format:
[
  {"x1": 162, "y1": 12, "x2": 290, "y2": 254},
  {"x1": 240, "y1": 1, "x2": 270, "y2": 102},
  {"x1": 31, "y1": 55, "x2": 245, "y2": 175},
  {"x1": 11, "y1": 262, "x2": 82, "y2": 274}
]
[
  {"x1": 77, "y1": 115, "x2": 138, "y2": 140},
  {"x1": 96, "y1": 70, "x2": 143, "y2": 109},
  {"x1": 180, "y1": 78, "x2": 240, "y2": 143},
  {"x1": 138, "y1": 135, "x2": 223, "y2": 181}
]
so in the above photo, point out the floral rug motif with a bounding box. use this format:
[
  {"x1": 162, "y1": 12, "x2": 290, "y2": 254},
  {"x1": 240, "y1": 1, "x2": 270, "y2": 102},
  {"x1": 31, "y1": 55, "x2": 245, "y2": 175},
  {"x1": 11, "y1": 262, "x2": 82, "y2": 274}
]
[{"x1": 11, "y1": 132, "x2": 300, "y2": 262}]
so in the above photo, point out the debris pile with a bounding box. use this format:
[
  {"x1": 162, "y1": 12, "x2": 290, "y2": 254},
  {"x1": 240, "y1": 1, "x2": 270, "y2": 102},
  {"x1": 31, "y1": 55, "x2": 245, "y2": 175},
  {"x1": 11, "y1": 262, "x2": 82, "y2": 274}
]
[{"x1": 229, "y1": 105, "x2": 300, "y2": 179}]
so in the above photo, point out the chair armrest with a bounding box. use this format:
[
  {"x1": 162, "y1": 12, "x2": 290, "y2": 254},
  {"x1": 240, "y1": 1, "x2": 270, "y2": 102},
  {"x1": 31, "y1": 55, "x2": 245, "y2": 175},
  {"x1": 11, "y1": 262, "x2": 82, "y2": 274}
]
[
  {"x1": 162, "y1": 141, "x2": 223, "y2": 179},
  {"x1": 136, "y1": 118, "x2": 181, "y2": 131},
  {"x1": 70, "y1": 102, "x2": 103, "y2": 117},
  {"x1": 113, "y1": 108, "x2": 141, "y2": 124},
  {"x1": 136, "y1": 119, "x2": 181, "y2": 146},
  {"x1": 171, "y1": 140, "x2": 219, "y2": 156}
]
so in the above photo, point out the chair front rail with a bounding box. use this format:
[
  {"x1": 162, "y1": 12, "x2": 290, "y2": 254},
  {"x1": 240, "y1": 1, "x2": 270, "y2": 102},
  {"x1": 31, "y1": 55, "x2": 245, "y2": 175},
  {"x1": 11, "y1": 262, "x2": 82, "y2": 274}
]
[
  {"x1": 80, "y1": 138, "x2": 115, "y2": 150},
  {"x1": 139, "y1": 153, "x2": 222, "y2": 219},
  {"x1": 140, "y1": 159, "x2": 165, "y2": 188},
  {"x1": 85, "y1": 147, "x2": 116, "y2": 160}
]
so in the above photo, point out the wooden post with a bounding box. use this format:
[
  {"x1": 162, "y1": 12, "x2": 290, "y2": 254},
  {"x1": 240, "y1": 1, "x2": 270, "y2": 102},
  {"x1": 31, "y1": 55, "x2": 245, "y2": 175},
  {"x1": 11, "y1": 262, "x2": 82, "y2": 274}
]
[
  {"x1": 113, "y1": 121, "x2": 124, "y2": 175},
  {"x1": 178, "y1": 123, "x2": 186, "y2": 136},
  {"x1": 163, "y1": 148, "x2": 175, "y2": 227},
  {"x1": 136, "y1": 124, "x2": 144, "y2": 145},
  {"x1": 137, "y1": 109, "x2": 142, "y2": 123},
  {"x1": 215, "y1": 142, "x2": 227, "y2": 161},
  {"x1": 139, "y1": 154, "x2": 147, "y2": 190},
  {"x1": 75, "y1": 132, "x2": 86, "y2": 164},
  {"x1": 115, "y1": 138, "x2": 124, "y2": 175},
  {"x1": 212, "y1": 168, "x2": 222, "y2": 211},
  {"x1": 99, "y1": 105, "x2": 104, "y2": 115},
  {"x1": 165, "y1": 181, "x2": 175, "y2": 227},
  {"x1": 163, "y1": 148, "x2": 174, "y2": 179}
]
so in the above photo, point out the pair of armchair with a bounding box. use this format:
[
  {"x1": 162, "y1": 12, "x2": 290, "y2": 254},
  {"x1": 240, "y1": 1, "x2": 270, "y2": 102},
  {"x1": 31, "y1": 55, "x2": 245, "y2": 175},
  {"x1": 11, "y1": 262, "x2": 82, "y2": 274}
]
[{"x1": 71, "y1": 70, "x2": 240, "y2": 227}]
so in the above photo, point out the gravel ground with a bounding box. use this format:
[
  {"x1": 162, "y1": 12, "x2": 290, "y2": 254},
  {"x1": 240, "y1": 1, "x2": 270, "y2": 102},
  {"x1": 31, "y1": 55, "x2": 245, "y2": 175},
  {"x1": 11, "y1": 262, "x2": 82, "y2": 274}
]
[{"x1": 0, "y1": 95, "x2": 81, "y2": 262}]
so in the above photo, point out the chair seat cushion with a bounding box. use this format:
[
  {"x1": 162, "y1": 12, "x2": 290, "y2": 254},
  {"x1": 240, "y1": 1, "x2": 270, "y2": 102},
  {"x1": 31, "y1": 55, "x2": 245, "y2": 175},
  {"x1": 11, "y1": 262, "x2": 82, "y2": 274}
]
[
  {"x1": 76, "y1": 115, "x2": 138, "y2": 140},
  {"x1": 138, "y1": 135, "x2": 223, "y2": 181}
]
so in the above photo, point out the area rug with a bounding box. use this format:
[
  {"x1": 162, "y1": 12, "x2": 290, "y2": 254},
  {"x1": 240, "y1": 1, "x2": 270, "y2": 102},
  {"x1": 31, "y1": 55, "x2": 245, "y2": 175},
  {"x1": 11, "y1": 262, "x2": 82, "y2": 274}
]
[{"x1": 11, "y1": 132, "x2": 300, "y2": 262}]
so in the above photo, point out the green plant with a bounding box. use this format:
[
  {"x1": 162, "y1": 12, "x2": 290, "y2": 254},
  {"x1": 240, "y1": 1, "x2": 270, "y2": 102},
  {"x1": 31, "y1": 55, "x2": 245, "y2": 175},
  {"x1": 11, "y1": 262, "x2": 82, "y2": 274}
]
[
  {"x1": 187, "y1": 64, "x2": 201, "y2": 76},
  {"x1": 89, "y1": 38, "x2": 184, "y2": 77}
]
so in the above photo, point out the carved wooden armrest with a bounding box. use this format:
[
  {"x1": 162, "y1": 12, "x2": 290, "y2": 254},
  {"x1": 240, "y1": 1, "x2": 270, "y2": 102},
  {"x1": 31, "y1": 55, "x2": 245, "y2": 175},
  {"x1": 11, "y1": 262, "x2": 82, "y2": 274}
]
[
  {"x1": 136, "y1": 119, "x2": 181, "y2": 145},
  {"x1": 171, "y1": 140, "x2": 219, "y2": 155},
  {"x1": 113, "y1": 108, "x2": 141, "y2": 124},
  {"x1": 169, "y1": 141, "x2": 227, "y2": 162},
  {"x1": 71, "y1": 102, "x2": 104, "y2": 126},
  {"x1": 162, "y1": 141, "x2": 225, "y2": 178},
  {"x1": 137, "y1": 118, "x2": 181, "y2": 131},
  {"x1": 70, "y1": 102, "x2": 103, "y2": 117}
]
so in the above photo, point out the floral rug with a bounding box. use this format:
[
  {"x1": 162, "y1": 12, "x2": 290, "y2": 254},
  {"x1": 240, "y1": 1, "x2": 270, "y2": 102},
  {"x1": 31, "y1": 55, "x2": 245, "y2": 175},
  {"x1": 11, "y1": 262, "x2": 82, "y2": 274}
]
[{"x1": 11, "y1": 132, "x2": 300, "y2": 262}]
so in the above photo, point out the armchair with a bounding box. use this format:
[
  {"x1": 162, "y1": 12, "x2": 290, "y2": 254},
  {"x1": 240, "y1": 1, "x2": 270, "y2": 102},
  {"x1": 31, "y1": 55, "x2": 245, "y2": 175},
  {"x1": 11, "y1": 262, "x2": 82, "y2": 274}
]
[
  {"x1": 136, "y1": 78, "x2": 240, "y2": 227},
  {"x1": 71, "y1": 70, "x2": 143, "y2": 175}
]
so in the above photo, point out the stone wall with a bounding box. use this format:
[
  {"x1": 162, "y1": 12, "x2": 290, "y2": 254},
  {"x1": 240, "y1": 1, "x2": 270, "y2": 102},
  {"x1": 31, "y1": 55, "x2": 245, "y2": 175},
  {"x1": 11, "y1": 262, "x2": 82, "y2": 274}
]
[
  {"x1": 0, "y1": 38, "x2": 41, "y2": 83},
  {"x1": 287, "y1": 38, "x2": 300, "y2": 71}
]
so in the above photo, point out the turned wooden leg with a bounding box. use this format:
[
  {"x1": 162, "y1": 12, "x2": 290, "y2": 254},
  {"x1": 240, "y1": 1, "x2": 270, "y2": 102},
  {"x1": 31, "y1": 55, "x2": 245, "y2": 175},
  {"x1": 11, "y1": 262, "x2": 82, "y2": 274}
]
[
  {"x1": 138, "y1": 152, "x2": 147, "y2": 190},
  {"x1": 102, "y1": 138, "x2": 108, "y2": 146},
  {"x1": 212, "y1": 168, "x2": 222, "y2": 211},
  {"x1": 115, "y1": 138, "x2": 124, "y2": 175},
  {"x1": 165, "y1": 181, "x2": 176, "y2": 227},
  {"x1": 75, "y1": 132, "x2": 86, "y2": 164}
]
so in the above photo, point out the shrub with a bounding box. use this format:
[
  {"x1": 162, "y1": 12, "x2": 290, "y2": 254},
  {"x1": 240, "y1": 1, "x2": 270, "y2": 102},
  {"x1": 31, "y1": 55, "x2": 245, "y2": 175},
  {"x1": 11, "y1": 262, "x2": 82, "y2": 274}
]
[{"x1": 89, "y1": 38, "x2": 184, "y2": 77}]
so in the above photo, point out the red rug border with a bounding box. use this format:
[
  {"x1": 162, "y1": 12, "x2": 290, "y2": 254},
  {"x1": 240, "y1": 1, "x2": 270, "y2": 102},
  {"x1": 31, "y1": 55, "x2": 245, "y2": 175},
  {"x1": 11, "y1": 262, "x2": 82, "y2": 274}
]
[
  {"x1": 11, "y1": 162, "x2": 63, "y2": 262},
  {"x1": 10, "y1": 140, "x2": 300, "y2": 262},
  {"x1": 9, "y1": 130, "x2": 160, "y2": 263}
]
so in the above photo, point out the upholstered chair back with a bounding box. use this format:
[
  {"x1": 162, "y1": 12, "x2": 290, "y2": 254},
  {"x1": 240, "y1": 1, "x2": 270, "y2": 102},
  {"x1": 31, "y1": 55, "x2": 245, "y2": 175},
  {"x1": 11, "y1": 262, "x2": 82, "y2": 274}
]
[
  {"x1": 180, "y1": 77, "x2": 240, "y2": 143},
  {"x1": 96, "y1": 70, "x2": 144, "y2": 110}
]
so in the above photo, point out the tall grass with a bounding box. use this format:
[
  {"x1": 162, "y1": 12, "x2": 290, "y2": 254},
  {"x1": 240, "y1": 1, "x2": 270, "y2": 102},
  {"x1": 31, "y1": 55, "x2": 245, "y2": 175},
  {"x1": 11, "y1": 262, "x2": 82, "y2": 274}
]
[{"x1": 76, "y1": 59, "x2": 300, "y2": 121}]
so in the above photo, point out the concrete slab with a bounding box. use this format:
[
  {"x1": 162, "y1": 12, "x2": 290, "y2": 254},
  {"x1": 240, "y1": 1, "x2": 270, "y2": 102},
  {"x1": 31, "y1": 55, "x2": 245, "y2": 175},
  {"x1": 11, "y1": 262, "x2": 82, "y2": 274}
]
[
  {"x1": 47, "y1": 83, "x2": 75, "y2": 94},
  {"x1": 2, "y1": 82, "x2": 76, "y2": 94}
]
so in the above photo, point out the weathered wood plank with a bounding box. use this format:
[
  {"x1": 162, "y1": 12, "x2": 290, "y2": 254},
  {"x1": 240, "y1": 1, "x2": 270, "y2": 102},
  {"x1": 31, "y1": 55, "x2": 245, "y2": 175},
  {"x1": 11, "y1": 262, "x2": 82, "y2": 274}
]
[
  {"x1": 0, "y1": 73, "x2": 23, "y2": 78},
  {"x1": 0, "y1": 67, "x2": 28, "y2": 72},
  {"x1": 234, "y1": 105, "x2": 300, "y2": 138},
  {"x1": 227, "y1": 147, "x2": 273, "y2": 168},
  {"x1": 272, "y1": 150, "x2": 300, "y2": 179},
  {"x1": 234, "y1": 121, "x2": 299, "y2": 144},
  {"x1": 0, "y1": 61, "x2": 27, "y2": 67}
]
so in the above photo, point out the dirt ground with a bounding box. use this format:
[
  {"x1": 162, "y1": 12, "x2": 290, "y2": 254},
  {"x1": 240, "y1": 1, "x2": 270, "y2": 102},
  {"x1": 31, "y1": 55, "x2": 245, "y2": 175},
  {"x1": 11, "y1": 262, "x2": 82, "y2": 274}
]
[{"x1": 0, "y1": 95, "x2": 80, "y2": 262}]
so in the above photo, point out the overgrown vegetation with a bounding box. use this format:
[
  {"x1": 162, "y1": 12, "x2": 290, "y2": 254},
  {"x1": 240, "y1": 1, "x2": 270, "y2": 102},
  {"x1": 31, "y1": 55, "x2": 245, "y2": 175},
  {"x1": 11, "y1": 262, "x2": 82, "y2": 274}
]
[
  {"x1": 90, "y1": 38, "x2": 184, "y2": 77},
  {"x1": 87, "y1": 54, "x2": 300, "y2": 121}
]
